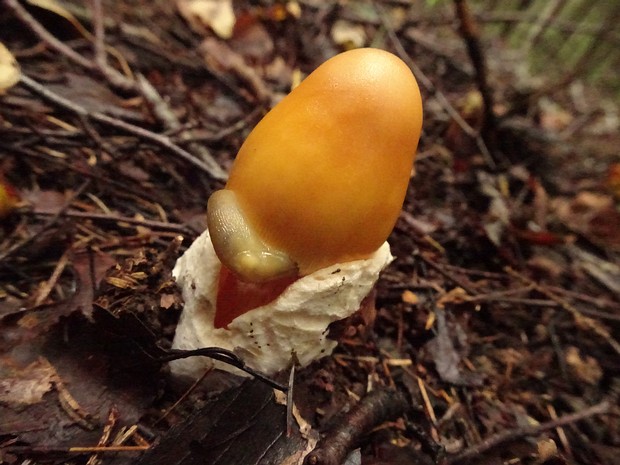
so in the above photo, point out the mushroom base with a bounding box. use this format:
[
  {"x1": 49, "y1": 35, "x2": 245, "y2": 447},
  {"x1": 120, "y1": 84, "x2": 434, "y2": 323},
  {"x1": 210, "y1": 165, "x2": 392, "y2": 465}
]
[{"x1": 170, "y1": 228, "x2": 393, "y2": 378}]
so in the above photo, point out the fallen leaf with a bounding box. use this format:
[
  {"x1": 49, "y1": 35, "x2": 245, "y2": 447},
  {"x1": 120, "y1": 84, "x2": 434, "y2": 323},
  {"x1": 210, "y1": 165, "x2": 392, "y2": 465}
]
[
  {"x1": 536, "y1": 438, "x2": 558, "y2": 463},
  {"x1": 177, "y1": 0, "x2": 236, "y2": 39},
  {"x1": 0, "y1": 177, "x2": 19, "y2": 218},
  {"x1": 22, "y1": 189, "x2": 69, "y2": 213},
  {"x1": 230, "y1": 12, "x2": 274, "y2": 62},
  {"x1": 0, "y1": 315, "x2": 158, "y2": 448},
  {"x1": 135, "y1": 379, "x2": 312, "y2": 465},
  {"x1": 553, "y1": 192, "x2": 620, "y2": 249},
  {"x1": 425, "y1": 309, "x2": 482, "y2": 386},
  {"x1": 606, "y1": 162, "x2": 620, "y2": 199},
  {"x1": 565, "y1": 346, "x2": 603, "y2": 386},
  {"x1": 0, "y1": 357, "x2": 55, "y2": 405},
  {"x1": 401, "y1": 290, "x2": 419, "y2": 305},
  {"x1": 1, "y1": 249, "x2": 116, "y2": 345},
  {"x1": 331, "y1": 20, "x2": 367, "y2": 49},
  {"x1": 159, "y1": 293, "x2": 176, "y2": 309},
  {"x1": 0, "y1": 42, "x2": 20, "y2": 93},
  {"x1": 436, "y1": 287, "x2": 468, "y2": 308}
]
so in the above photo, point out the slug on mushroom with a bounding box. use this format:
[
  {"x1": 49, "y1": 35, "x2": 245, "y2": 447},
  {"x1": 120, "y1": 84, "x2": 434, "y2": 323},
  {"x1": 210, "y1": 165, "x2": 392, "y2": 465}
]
[{"x1": 171, "y1": 48, "x2": 423, "y2": 377}]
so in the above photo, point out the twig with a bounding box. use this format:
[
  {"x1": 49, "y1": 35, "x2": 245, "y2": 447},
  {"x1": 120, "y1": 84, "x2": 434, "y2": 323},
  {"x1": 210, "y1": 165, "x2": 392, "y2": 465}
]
[
  {"x1": 0, "y1": 181, "x2": 89, "y2": 264},
  {"x1": 3, "y1": 0, "x2": 134, "y2": 92},
  {"x1": 443, "y1": 399, "x2": 611, "y2": 464},
  {"x1": 418, "y1": 254, "x2": 478, "y2": 295},
  {"x1": 33, "y1": 249, "x2": 70, "y2": 306},
  {"x1": 157, "y1": 347, "x2": 289, "y2": 392},
  {"x1": 5, "y1": 0, "x2": 225, "y2": 176},
  {"x1": 4, "y1": 0, "x2": 95, "y2": 73},
  {"x1": 304, "y1": 388, "x2": 409, "y2": 465},
  {"x1": 155, "y1": 368, "x2": 212, "y2": 425},
  {"x1": 86, "y1": 406, "x2": 119, "y2": 465},
  {"x1": 138, "y1": 72, "x2": 231, "y2": 170},
  {"x1": 506, "y1": 267, "x2": 620, "y2": 355},
  {"x1": 286, "y1": 365, "x2": 296, "y2": 438},
  {"x1": 453, "y1": 0, "x2": 496, "y2": 140},
  {"x1": 19, "y1": 75, "x2": 227, "y2": 180},
  {"x1": 6, "y1": 0, "x2": 224, "y2": 172},
  {"x1": 136, "y1": 74, "x2": 181, "y2": 132},
  {"x1": 90, "y1": 0, "x2": 107, "y2": 70},
  {"x1": 30, "y1": 209, "x2": 196, "y2": 235},
  {"x1": 5, "y1": 445, "x2": 149, "y2": 455}
]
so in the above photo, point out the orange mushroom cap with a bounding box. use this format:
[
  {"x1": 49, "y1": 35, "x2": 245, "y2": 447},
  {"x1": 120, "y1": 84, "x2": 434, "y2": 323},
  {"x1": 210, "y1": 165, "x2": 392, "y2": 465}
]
[{"x1": 208, "y1": 48, "x2": 423, "y2": 282}]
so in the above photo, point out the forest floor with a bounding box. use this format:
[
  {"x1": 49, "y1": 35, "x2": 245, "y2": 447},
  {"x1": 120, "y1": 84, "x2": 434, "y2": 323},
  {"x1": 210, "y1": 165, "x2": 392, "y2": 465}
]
[{"x1": 0, "y1": 1, "x2": 618, "y2": 465}]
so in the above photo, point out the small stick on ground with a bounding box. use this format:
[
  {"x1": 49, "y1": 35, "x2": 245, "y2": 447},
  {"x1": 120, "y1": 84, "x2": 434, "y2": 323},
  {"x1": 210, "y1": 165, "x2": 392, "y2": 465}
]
[
  {"x1": 5, "y1": 0, "x2": 224, "y2": 177},
  {"x1": 304, "y1": 388, "x2": 409, "y2": 465},
  {"x1": 31, "y1": 209, "x2": 196, "y2": 235},
  {"x1": 443, "y1": 399, "x2": 612, "y2": 464},
  {"x1": 19, "y1": 75, "x2": 227, "y2": 180},
  {"x1": 453, "y1": 0, "x2": 497, "y2": 142},
  {"x1": 506, "y1": 266, "x2": 620, "y2": 355}
]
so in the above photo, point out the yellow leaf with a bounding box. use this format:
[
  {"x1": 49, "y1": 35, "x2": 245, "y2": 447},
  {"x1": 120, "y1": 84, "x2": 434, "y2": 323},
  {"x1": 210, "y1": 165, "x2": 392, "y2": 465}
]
[
  {"x1": 0, "y1": 179, "x2": 19, "y2": 218},
  {"x1": 27, "y1": 0, "x2": 93, "y2": 40},
  {"x1": 177, "y1": 0, "x2": 235, "y2": 39},
  {"x1": 0, "y1": 42, "x2": 20, "y2": 93},
  {"x1": 401, "y1": 289, "x2": 419, "y2": 305}
]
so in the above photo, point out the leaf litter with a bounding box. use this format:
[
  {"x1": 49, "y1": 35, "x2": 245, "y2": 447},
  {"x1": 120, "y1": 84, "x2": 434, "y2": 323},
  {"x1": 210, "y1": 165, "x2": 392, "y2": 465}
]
[{"x1": 0, "y1": 1, "x2": 618, "y2": 464}]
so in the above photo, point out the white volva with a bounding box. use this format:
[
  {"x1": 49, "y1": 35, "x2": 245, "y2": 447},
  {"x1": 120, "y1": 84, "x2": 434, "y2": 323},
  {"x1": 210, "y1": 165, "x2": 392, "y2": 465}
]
[{"x1": 171, "y1": 229, "x2": 393, "y2": 377}]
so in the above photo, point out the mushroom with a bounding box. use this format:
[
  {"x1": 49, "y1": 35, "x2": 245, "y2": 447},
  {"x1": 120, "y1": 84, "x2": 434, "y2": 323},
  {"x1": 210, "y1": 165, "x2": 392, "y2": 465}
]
[{"x1": 171, "y1": 48, "x2": 423, "y2": 378}]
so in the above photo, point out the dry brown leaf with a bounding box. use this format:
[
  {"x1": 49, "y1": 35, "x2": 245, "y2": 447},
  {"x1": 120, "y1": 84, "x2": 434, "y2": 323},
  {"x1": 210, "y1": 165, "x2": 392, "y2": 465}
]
[
  {"x1": 565, "y1": 346, "x2": 603, "y2": 386},
  {"x1": 159, "y1": 293, "x2": 176, "y2": 309},
  {"x1": 0, "y1": 357, "x2": 55, "y2": 405}
]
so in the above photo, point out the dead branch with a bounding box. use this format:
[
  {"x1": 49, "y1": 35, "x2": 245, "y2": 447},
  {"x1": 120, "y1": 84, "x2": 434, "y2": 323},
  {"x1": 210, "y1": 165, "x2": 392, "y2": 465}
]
[
  {"x1": 4, "y1": 0, "x2": 224, "y2": 175},
  {"x1": 0, "y1": 181, "x2": 90, "y2": 264},
  {"x1": 30, "y1": 209, "x2": 196, "y2": 235},
  {"x1": 506, "y1": 267, "x2": 620, "y2": 356},
  {"x1": 3, "y1": 0, "x2": 134, "y2": 92},
  {"x1": 453, "y1": 0, "x2": 496, "y2": 139},
  {"x1": 304, "y1": 388, "x2": 409, "y2": 465},
  {"x1": 18, "y1": 75, "x2": 227, "y2": 180},
  {"x1": 443, "y1": 399, "x2": 612, "y2": 464},
  {"x1": 157, "y1": 347, "x2": 289, "y2": 392}
]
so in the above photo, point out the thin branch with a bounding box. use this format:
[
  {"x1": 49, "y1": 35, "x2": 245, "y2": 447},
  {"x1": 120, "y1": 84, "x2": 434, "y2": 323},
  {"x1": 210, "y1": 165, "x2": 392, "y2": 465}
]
[
  {"x1": 90, "y1": 0, "x2": 107, "y2": 70},
  {"x1": 506, "y1": 266, "x2": 620, "y2": 356},
  {"x1": 4, "y1": 0, "x2": 94, "y2": 71},
  {"x1": 19, "y1": 75, "x2": 228, "y2": 180},
  {"x1": 30, "y1": 209, "x2": 196, "y2": 235},
  {"x1": 3, "y1": 0, "x2": 135, "y2": 92},
  {"x1": 0, "y1": 181, "x2": 90, "y2": 264},
  {"x1": 453, "y1": 0, "x2": 496, "y2": 139},
  {"x1": 5, "y1": 0, "x2": 224, "y2": 172},
  {"x1": 305, "y1": 388, "x2": 409, "y2": 465},
  {"x1": 157, "y1": 347, "x2": 289, "y2": 392},
  {"x1": 444, "y1": 399, "x2": 612, "y2": 464}
]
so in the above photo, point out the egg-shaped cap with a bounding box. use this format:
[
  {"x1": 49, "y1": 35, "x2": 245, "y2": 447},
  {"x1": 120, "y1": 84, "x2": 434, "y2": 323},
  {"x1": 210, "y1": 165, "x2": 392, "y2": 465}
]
[{"x1": 213, "y1": 48, "x2": 423, "y2": 278}]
